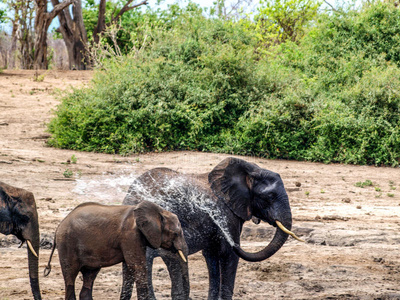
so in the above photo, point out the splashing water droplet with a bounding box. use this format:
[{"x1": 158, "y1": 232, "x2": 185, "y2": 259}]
[
  {"x1": 73, "y1": 172, "x2": 236, "y2": 246},
  {"x1": 73, "y1": 173, "x2": 137, "y2": 203},
  {"x1": 126, "y1": 175, "x2": 235, "y2": 246}
]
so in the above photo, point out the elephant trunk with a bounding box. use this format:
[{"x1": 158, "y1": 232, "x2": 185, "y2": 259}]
[
  {"x1": 233, "y1": 207, "x2": 292, "y2": 262},
  {"x1": 27, "y1": 243, "x2": 41, "y2": 300},
  {"x1": 173, "y1": 236, "x2": 188, "y2": 263},
  {"x1": 24, "y1": 213, "x2": 42, "y2": 300}
]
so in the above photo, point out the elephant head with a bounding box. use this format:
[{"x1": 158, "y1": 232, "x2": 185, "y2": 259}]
[
  {"x1": 0, "y1": 182, "x2": 41, "y2": 300},
  {"x1": 208, "y1": 157, "x2": 302, "y2": 262},
  {"x1": 134, "y1": 201, "x2": 187, "y2": 262}
]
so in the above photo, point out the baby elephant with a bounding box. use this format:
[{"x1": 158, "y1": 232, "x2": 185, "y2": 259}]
[{"x1": 44, "y1": 201, "x2": 187, "y2": 300}]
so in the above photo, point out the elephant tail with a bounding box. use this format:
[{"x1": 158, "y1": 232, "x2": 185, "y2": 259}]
[{"x1": 43, "y1": 234, "x2": 56, "y2": 277}]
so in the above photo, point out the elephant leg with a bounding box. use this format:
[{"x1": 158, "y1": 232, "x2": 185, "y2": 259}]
[
  {"x1": 159, "y1": 249, "x2": 190, "y2": 300},
  {"x1": 120, "y1": 262, "x2": 135, "y2": 300},
  {"x1": 60, "y1": 263, "x2": 79, "y2": 300},
  {"x1": 133, "y1": 263, "x2": 149, "y2": 300},
  {"x1": 202, "y1": 248, "x2": 220, "y2": 300},
  {"x1": 79, "y1": 267, "x2": 100, "y2": 300},
  {"x1": 146, "y1": 248, "x2": 158, "y2": 300},
  {"x1": 65, "y1": 284, "x2": 77, "y2": 300},
  {"x1": 219, "y1": 250, "x2": 239, "y2": 300}
]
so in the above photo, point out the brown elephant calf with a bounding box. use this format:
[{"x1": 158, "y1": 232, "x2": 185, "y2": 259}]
[{"x1": 44, "y1": 200, "x2": 188, "y2": 300}]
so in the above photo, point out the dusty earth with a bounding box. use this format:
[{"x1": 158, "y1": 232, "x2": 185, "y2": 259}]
[{"x1": 0, "y1": 70, "x2": 399, "y2": 300}]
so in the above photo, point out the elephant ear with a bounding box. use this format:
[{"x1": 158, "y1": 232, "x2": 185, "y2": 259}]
[
  {"x1": 134, "y1": 201, "x2": 163, "y2": 249},
  {"x1": 208, "y1": 157, "x2": 260, "y2": 221}
]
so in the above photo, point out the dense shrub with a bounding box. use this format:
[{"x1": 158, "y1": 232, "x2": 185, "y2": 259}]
[
  {"x1": 48, "y1": 2, "x2": 400, "y2": 166},
  {"x1": 48, "y1": 13, "x2": 265, "y2": 154}
]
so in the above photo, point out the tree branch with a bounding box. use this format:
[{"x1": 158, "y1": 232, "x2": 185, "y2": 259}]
[
  {"x1": 323, "y1": 0, "x2": 338, "y2": 12},
  {"x1": 48, "y1": 0, "x2": 76, "y2": 21},
  {"x1": 110, "y1": 0, "x2": 148, "y2": 24}
]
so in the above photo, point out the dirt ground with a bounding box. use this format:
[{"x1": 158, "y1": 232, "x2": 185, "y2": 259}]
[{"x1": 0, "y1": 70, "x2": 399, "y2": 300}]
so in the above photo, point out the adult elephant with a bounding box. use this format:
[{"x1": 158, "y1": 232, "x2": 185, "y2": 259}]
[
  {"x1": 123, "y1": 157, "x2": 302, "y2": 300},
  {"x1": 0, "y1": 182, "x2": 41, "y2": 300}
]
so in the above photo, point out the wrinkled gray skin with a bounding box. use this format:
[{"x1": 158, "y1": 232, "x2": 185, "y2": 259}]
[
  {"x1": 123, "y1": 157, "x2": 293, "y2": 300},
  {"x1": 0, "y1": 182, "x2": 41, "y2": 300},
  {"x1": 44, "y1": 200, "x2": 188, "y2": 300}
]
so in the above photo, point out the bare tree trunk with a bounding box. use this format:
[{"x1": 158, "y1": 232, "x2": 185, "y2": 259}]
[
  {"x1": 0, "y1": 33, "x2": 9, "y2": 68},
  {"x1": 9, "y1": 20, "x2": 19, "y2": 68},
  {"x1": 19, "y1": 2, "x2": 34, "y2": 69},
  {"x1": 52, "y1": 0, "x2": 89, "y2": 70},
  {"x1": 53, "y1": 0, "x2": 147, "y2": 69},
  {"x1": 93, "y1": 0, "x2": 106, "y2": 45},
  {"x1": 7, "y1": 0, "x2": 35, "y2": 69},
  {"x1": 33, "y1": 1, "x2": 49, "y2": 69},
  {"x1": 33, "y1": 0, "x2": 74, "y2": 69}
]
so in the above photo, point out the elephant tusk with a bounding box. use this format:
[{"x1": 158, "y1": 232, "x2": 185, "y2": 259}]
[
  {"x1": 178, "y1": 250, "x2": 187, "y2": 263},
  {"x1": 276, "y1": 221, "x2": 305, "y2": 242},
  {"x1": 26, "y1": 240, "x2": 39, "y2": 258}
]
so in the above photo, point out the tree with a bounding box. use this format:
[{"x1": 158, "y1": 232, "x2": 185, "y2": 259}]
[
  {"x1": 52, "y1": 0, "x2": 147, "y2": 70},
  {"x1": 33, "y1": 0, "x2": 75, "y2": 69},
  {"x1": 7, "y1": 0, "x2": 35, "y2": 68},
  {"x1": 51, "y1": 0, "x2": 89, "y2": 69}
]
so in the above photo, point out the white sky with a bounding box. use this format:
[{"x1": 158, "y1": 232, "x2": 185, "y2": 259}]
[{"x1": 155, "y1": 0, "x2": 217, "y2": 8}]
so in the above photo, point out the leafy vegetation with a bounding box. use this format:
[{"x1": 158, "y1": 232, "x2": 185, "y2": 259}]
[
  {"x1": 355, "y1": 180, "x2": 373, "y2": 188},
  {"x1": 48, "y1": 1, "x2": 400, "y2": 166}
]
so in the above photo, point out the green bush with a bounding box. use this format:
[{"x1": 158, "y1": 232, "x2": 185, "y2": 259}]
[
  {"x1": 48, "y1": 2, "x2": 400, "y2": 166},
  {"x1": 48, "y1": 13, "x2": 264, "y2": 154}
]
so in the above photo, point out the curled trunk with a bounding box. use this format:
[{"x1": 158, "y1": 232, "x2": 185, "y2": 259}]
[
  {"x1": 233, "y1": 226, "x2": 289, "y2": 262},
  {"x1": 233, "y1": 213, "x2": 292, "y2": 262}
]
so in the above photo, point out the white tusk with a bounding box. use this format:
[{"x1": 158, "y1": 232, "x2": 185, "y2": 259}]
[
  {"x1": 178, "y1": 250, "x2": 187, "y2": 263},
  {"x1": 26, "y1": 240, "x2": 39, "y2": 258},
  {"x1": 276, "y1": 221, "x2": 305, "y2": 242}
]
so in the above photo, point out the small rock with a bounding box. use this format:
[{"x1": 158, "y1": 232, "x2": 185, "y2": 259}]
[
  {"x1": 41, "y1": 197, "x2": 53, "y2": 201},
  {"x1": 356, "y1": 205, "x2": 362, "y2": 209},
  {"x1": 342, "y1": 198, "x2": 351, "y2": 203},
  {"x1": 322, "y1": 215, "x2": 349, "y2": 221},
  {"x1": 295, "y1": 181, "x2": 301, "y2": 187},
  {"x1": 373, "y1": 257, "x2": 385, "y2": 263}
]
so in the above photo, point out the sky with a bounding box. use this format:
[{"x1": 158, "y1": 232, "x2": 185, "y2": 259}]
[{"x1": 156, "y1": 0, "x2": 217, "y2": 8}]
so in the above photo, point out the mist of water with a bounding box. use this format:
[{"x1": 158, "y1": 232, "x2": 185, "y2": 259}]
[
  {"x1": 72, "y1": 171, "x2": 235, "y2": 246},
  {"x1": 126, "y1": 175, "x2": 235, "y2": 246},
  {"x1": 73, "y1": 172, "x2": 137, "y2": 203}
]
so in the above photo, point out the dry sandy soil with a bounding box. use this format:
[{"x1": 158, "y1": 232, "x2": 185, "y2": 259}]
[{"x1": 0, "y1": 70, "x2": 399, "y2": 300}]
